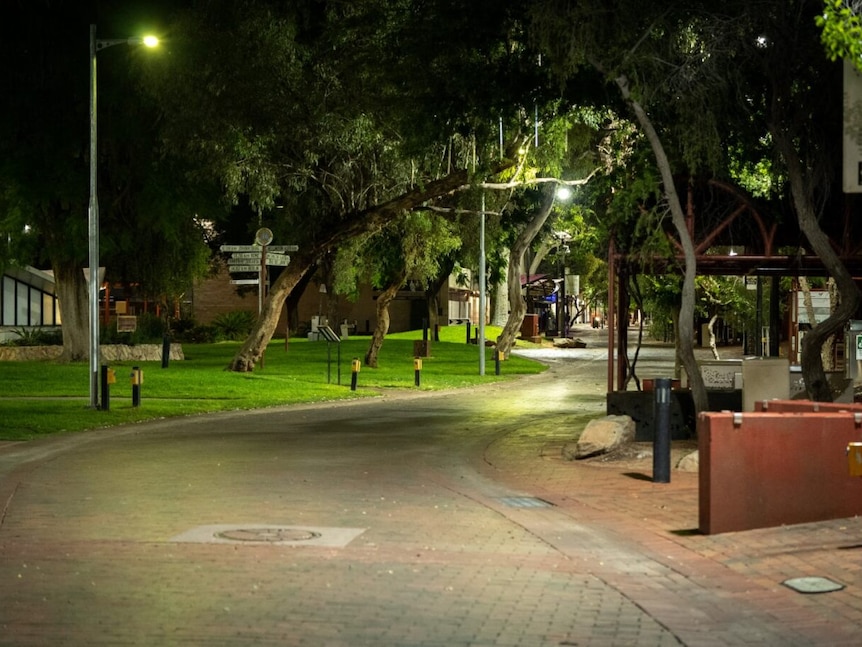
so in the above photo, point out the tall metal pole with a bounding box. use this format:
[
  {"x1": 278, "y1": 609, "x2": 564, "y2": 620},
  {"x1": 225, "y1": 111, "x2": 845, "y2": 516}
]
[
  {"x1": 479, "y1": 193, "x2": 486, "y2": 376},
  {"x1": 86, "y1": 28, "x2": 158, "y2": 408},
  {"x1": 88, "y1": 24, "x2": 100, "y2": 409}
]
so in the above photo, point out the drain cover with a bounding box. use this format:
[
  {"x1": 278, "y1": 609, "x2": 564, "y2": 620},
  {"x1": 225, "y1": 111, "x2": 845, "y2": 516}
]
[
  {"x1": 498, "y1": 496, "x2": 553, "y2": 508},
  {"x1": 782, "y1": 576, "x2": 845, "y2": 594},
  {"x1": 216, "y1": 527, "x2": 321, "y2": 543}
]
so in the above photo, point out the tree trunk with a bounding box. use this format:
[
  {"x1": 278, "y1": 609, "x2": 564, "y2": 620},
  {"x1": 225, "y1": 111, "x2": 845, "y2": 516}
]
[
  {"x1": 54, "y1": 260, "x2": 90, "y2": 362},
  {"x1": 708, "y1": 313, "x2": 720, "y2": 360},
  {"x1": 496, "y1": 187, "x2": 557, "y2": 357},
  {"x1": 823, "y1": 278, "x2": 839, "y2": 371},
  {"x1": 227, "y1": 253, "x2": 315, "y2": 371},
  {"x1": 614, "y1": 73, "x2": 708, "y2": 415},
  {"x1": 773, "y1": 130, "x2": 862, "y2": 401},
  {"x1": 491, "y1": 250, "x2": 510, "y2": 326},
  {"x1": 425, "y1": 258, "x2": 455, "y2": 333},
  {"x1": 364, "y1": 269, "x2": 407, "y2": 368}
]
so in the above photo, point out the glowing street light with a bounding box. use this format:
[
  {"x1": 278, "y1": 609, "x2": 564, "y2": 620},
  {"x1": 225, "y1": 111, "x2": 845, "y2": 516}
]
[{"x1": 88, "y1": 25, "x2": 159, "y2": 409}]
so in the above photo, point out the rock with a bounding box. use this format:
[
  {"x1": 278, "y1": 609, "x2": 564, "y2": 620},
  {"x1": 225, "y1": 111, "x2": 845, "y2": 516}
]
[
  {"x1": 553, "y1": 337, "x2": 587, "y2": 349},
  {"x1": 676, "y1": 450, "x2": 699, "y2": 472},
  {"x1": 563, "y1": 415, "x2": 636, "y2": 460}
]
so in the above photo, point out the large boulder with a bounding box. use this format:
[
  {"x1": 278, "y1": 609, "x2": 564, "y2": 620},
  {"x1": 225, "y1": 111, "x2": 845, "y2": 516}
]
[{"x1": 563, "y1": 415, "x2": 636, "y2": 460}]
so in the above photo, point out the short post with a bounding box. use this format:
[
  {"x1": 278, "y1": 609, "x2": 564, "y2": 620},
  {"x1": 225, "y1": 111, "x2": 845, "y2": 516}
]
[
  {"x1": 653, "y1": 377, "x2": 672, "y2": 483},
  {"x1": 495, "y1": 349, "x2": 502, "y2": 375},
  {"x1": 414, "y1": 357, "x2": 422, "y2": 387},
  {"x1": 466, "y1": 321, "x2": 471, "y2": 344},
  {"x1": 100, "y1": 364, "x2": 115, "y2": 411},
  {"x1": 131, "y1": 366, "x2": 143, "y2": 408},
  {"x1": 351, "y1": 357, "x2": 360, "y2": 391},
  {"x1": 422, "y1": 318, "x2": 428, "y2": 342},
  {"x1": 433, "y1": 324, "x2": 440, "y2": 342}
]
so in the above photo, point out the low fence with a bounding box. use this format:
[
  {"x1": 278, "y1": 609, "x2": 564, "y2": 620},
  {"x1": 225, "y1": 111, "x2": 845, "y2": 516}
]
[{"x1": 698, "y1": 410, "x2": 862, "y2": 534}]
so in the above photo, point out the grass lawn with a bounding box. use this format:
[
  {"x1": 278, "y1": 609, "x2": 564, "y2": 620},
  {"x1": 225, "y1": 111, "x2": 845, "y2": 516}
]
[{"x1": 0, "y1": 326, "x2": 548, "y2": 441}]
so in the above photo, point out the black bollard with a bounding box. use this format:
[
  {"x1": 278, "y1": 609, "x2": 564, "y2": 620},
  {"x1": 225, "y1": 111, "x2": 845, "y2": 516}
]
[
  {"x1": 466, "y1": 321, "x2": 471, "y2": 344},
  {"x1": 653, "y1": 377, "x2": 672, "y2": 483},
  {"x1": 131, "y1": 366, "x2": 142, "y2": 408},
  {"x1": 434, "y1": 324, "x2": 440, "y2": 342},
  {"x1": 351, "y1": 358, "x2": 360, "y2": 391},
  {"x1": 414, "y1": 357, "x2": 422, "y2": 387},
  {"x1": 100, "y1": 364, "x2": 111, "y2": 411},
  {"x1": 495, "y1": 350, "x2": 502, "y2": 375},
  {"x1": 161, "y1": 334, "x2": 170, "y2": 368}
]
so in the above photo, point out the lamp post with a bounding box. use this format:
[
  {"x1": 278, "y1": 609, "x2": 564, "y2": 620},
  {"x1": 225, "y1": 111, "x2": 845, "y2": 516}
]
[
  {"x1": 554, "y1": 230, "x2": 572, "y2": 338},
  {"x1": 88, "y1": 25, "x2": 158, "y2": 408}
]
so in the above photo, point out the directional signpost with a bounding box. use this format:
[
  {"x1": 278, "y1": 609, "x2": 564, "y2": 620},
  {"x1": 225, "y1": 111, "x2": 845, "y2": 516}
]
[{"x1": 220, "y1": 235, "x2": 298, "y2": 294}]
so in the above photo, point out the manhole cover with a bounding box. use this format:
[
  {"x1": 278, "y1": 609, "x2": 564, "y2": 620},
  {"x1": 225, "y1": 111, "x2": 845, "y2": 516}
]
[
  {"x1": 782, "y1": 576, "x2": 845, "y2": 594},
  {"x1": 216, "y1": 527, "x2": 321, "y2": 543}
]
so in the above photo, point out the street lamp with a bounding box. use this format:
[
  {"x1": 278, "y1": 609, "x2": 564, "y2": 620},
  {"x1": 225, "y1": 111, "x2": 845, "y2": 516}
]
[
  {"x1": 88, "y1": 25, "x2": 159, "y2": 408},
  {"x1": 554, "y1": 230, "x2": 572, "y2": 338}
]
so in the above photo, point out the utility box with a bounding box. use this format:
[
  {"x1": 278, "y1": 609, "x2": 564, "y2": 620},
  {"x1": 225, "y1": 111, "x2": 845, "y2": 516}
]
[
  {"x1": 413, "y1": 340, "x2": 431, "y2": 357},
  {"x1": 520, "y1": 314, "x2": 539, "y2": 339},
  {"x1": 845, "y1": 320, "x2": 862, "y2": 381},
  {"x1": 742, "y1": 357, "x2": 789, "y2": 411}
]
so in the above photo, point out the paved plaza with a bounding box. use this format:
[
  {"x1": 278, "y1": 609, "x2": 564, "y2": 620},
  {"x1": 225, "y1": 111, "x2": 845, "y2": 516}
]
[{"x1": 1, "y1": 326, "x2": 861, "y2": 646}]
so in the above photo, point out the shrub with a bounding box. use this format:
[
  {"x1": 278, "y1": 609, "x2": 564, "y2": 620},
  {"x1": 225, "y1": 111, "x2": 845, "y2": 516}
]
[
  {"x1": 5, "y1": 327, "x2": 62, "y2": 346},
  {"x1": 212, "y1": 310, "x2": 257, "y2": 341}
]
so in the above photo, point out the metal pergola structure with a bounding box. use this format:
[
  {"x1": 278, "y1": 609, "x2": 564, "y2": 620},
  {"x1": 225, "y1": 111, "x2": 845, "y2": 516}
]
[{"x1": 605, "y1": 180, "x2": 862, "y2": 393}]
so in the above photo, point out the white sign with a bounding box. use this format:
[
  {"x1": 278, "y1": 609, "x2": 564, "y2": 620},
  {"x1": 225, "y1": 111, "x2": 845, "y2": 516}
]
[
  {"x1": 230, "y1": 279, "x2": 259, "y2": 285},
  {"x1": 230, "y1": 252, "x2": 263, "y2": 260},
  {"x1": 220, "y1": 244, "x2": 261, "y2": 253},
  {"x1": 266, "y1": 254, "x2": 291, "y2": 266},
  {"x1": 228, "y1": 265, "x2": 261, "y2": 273},
  {"x1": 268, "y1": 245, "x2": 298, "y2": 252}
]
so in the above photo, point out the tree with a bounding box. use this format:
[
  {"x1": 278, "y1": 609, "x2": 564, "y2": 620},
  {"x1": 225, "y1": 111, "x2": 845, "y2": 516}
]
[
  {"x1": 717, "y1": 0, "x2": 862, "y2": 399},
  {"x1": 332, "y1": 211, "x2": 459, "y2": 367},
  {"x1": 530, "y1": 0, "x2": 714, "y2": 413},
  {"x1": 142, "y1": 0, "x2": 551, "y2": 372},
  {"x1": 0, "y1": 1, "x2": 214, "y2": 362},
  {"x1": 496, "y1": 186, "x2": 557, "y2": 357}
]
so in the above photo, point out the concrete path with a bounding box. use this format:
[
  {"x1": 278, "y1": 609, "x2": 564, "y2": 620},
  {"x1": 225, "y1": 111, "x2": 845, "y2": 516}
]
[{"x1": 1, "y1": 328, "x2": 861, "y2": 646}]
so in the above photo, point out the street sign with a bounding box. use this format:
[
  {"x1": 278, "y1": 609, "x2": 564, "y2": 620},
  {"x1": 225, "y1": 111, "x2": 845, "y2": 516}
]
[
  {"x1": 268, "y1": 245, "x2": 298, "y2": 252},
  {"x1": 266, "y1": 254, "x2": 291, "y2": 266},
  {"x1": 229, "y1": 252, "x2": 264, "y2": 260},
  {"x1": 220, "y1": 244, "x2": 261, "y2": 253},
  {"x1": 227, "y1": 265, "x2": 261, "y2": 273},
  {"x1": 856, "y1": 334, "x2": 862, "y2": 352},
  {"x1": 230, "y1": 279, "x2": 259, "y2": 285}
]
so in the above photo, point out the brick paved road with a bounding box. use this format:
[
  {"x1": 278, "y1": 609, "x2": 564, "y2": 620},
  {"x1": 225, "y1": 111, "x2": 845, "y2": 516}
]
[{"x1": 1, "y1": 332, "x2": 860, "y2": 646}]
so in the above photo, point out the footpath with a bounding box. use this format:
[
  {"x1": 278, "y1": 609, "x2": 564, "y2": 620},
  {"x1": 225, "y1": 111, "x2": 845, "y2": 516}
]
[{"x1": 0, "y1": 324, "x2": 861, "y2": 646}]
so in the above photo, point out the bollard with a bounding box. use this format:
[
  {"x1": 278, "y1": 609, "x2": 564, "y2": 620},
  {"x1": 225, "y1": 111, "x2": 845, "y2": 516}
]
[
  {"x1": 653, "y1": 377, "x2": 672, "y2": 483},
  {"x1": 161, "y1": 334, "x2": 171, "y2": 368},
  {"x1": 100, "y1": 364, "x2": 116, "y2": 411},
  {"x1": 466, "y1": 321, "x2": 471, "y2": 344},
  {"x1": 351, "y1": 357, "x2": 361, "y2": 391},
  {"x1": 495, "y1": 349, "x2": 502, "y2": 375},
  {"x1": 414, "y1": 357, "x2": 422, "y2": 387},
  {"x1": 131, "y1": 366, "x2": 143, "y2": 408},
  {"x1": 434, "y1": 324, "x2": 440, "y2": 342}
]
